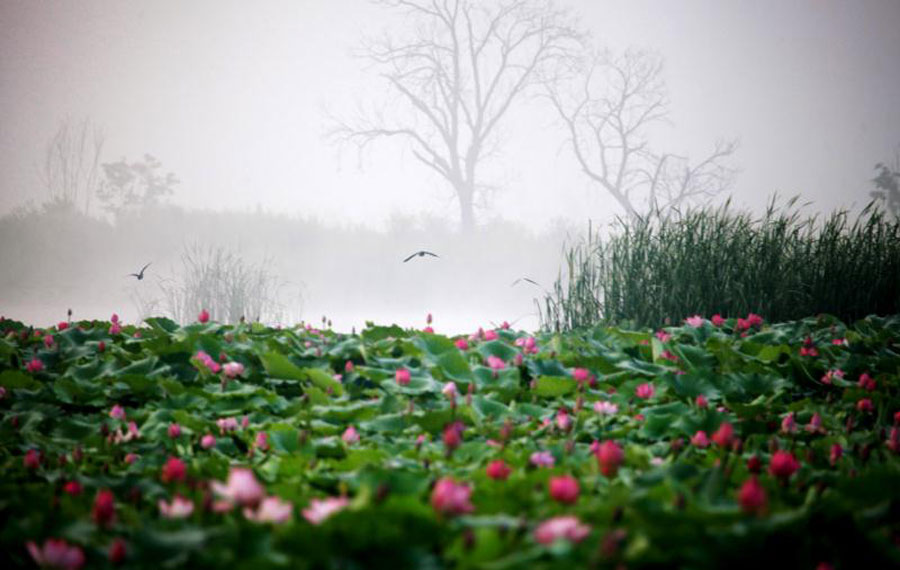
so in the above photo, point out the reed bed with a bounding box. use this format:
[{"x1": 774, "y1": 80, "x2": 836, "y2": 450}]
[{"x1": 540, "y1": 199, "x2": 900, "y2": 331}]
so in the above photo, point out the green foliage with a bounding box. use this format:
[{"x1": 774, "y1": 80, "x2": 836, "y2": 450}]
[{"x1": 0, "y1": 314, "x2": 898, "y2": 569}]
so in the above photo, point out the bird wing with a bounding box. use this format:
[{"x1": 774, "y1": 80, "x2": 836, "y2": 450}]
[
  {"x1": 512, "y1": 277, "x2": 539, "y2": 287},
  {"x1": 423, "y1": 251, "x2": 439, "y2": 258},
  {"x1": 140, "y1": 262, "x2": 152, "y2": 274},
  {"x1": 128, "y1": 273, "x2": 140, "y2": 278},
  {"x1": 403, "y1": 252, "x2": 417, "y2": 263}
]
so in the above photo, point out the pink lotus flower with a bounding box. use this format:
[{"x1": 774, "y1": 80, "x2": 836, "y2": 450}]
[
  {"x1": 595, "y1": 440, "x2": 624, "y2": 478},
  {"x1": 655, "y1": 330, "x2": 672, "y2": 342},
  {"x1": 241, "y1": 415, "x2": 250, "y2": 428},
  {"x1": 161, "y1": 456, "x2": 186, "y2": 484},
  {"x1": 858, "y1": 372, "x2": 876, "y2": 391},
  {"x1": 573, "y1": 368, "x2": 589, "y2": 383},
  {"x1": 746, "y1": 313, "x2": 763, "y2": 328},
  {"x1": 124, "y1": 453, "x2": 138, "y2": 465},
  {"x1": 454, "y1": 338, "x2": 469, "y2": 350},
  {"x1": 430, "y1": 477, "x2": 474, "y2": 516},
  {"x1": 168, "y1": 423, "x2": 181, "y2": 439},
  {"x1": 111, "y1": 313, "x2": 119, "y2": 324},
  {"x1": 195, "y1": 350, "x2": 221, "y2": 374},
  {"x1": 781, "y1": 412, "x2": 796, "y2": 434},
  {"x1": 486, "y1": 355, "x2": 506, "y2": 371},
  {"x1": 211, "y1": 467, "x2": 265, "y2": 508},
  {"x1": 24, "y1": 448, "x2": 41, "y2": 470},
  {"x1": 108, "y1": 538, "x2": 127, "y2": 565},
  {"x1": 769, "y1": 450, "x2": 800, "y2": 480},
  {"x1": 198, "y1": 309, "x2": 210, "y2": 323},
  {"x1": 521, "y1": 336, "x2": 538, "y2": 354},
  {"x1": 395, "y1": 368, "x2": 411, "y2": 386},
  {"x1": 486, "y1": 460, "x2": 512, "y2": 480},
  {"x1": 426, "y1": 312, "x2": 433, "y2": 325},
  {"x1": 255, "y1": 431, "x2": 269, "y2": 451},
  {"x1": 63, "y1": 481, "x2": 82, "y2": 496},
  {"x1": 887, "y1": 427, "x2": 900, "y2": 454},
  {"x1": 805, "y1": 413, "x2": 823, "y2": 434},
  {"x1": 832, "y1": 338, "x2": 848, "y2": 346},
  {"x1": 244, "y1": 495, "x2": 293, "y2": 523},
  {"x1": 342, "y1": 425, "x2": 360, "y2": 445},
  {"x1": 685, "y1": 315, "x2": 704, "y2": 327},
  {"x1": 109, "y1": 322, "x2": 122, "y2": 335},
  {"x1": 800, "y1": 337, "x2": 818, "y2": 357},
  {"x1": 484, "y1": 330, "x2": 498, "y2": 341},
  {"x1": 548, "y1": 475, "x2": 580, "y2": 504},
  {"x1": 222, "y1": 362, "x2": 245, "y2": 379},
  {"x1": 857, "y1": 398, "x2": 874, "y2": 413},
  {"x1": 691, "y1": 431, "x2": 709, "y2": 448},
  {"x1": 635, "y1": 383, "x2": 654, "y2": 399},
  {"x1": 830, "y1": 443, "x2": 842, "y2": 465},
  {"x1": 711, "y1": 422, "x2": 734, "y2": 447},
  {"x1": 201, "y1": 434, "x2": 216, "y2": 449},
  {"x1": 747, "y1": 455, "x2": 762, "y2": 473},
  {"x1": 27, "y1": 538, "x2": 85, "y2": 570},
  {"x1": 821, "y1": 368, "x2": 844, "y2": 385},
  {"x1": 660, "y1": 349, "x2": 678, "y2": 362},
  {"x1": 158, "y1": 495, "x2": 195, "y2": 519},
  {"x1": 109, "y1": 405, "x2": 126, "y2": 421},
  {"x1": 109, "y1": 421, "x2": 140, "y2": 445},
  {"x1": 594, "y1": 400, "x2": 618, "y2": 415},
  {"x1": 442, "y1": 382, "x2": 458, "y2": 400},
  {"x1": 57, "y1": 321, "x2": 69, "y2": 331},
  {"x1": 555, "y1": 408, "x2": 572, "y2": 431},
  {"x1": 530, "y1": 450, "x2": 555, "y2": 468},
  {"x1": 735, "y1": 317, "x2": 750, "y2": 332},
  {"x1": 25, "y1": 358, "x2": 44, "y2": 373},
  {"x1": 534, "y1": 516, "x2": 591, "y2": 545},
  {"x1": 443, "y1": 422, "x2": 463, "y2": 452},
  {"x1": 711, "y1": 314, "x2": 725, "y2": 327},
  {"x1": 695, "y1": 395, "x2": 708, "y2": 408},
  {"x1": 43, "y1": 334, "x2": 54, "y2": 349},
  {"x1": 738, "y1": 476, "x2": 767, "y2": 514},
  {"x1": 217, "y1": 417, "x2": 239, "y2": 434},
  {"x1": 92, "y1": 489, "x2": 116, "y2": 527},
  {"x1": 302, "y1": 496, "x2": 349, "y2": 525}
]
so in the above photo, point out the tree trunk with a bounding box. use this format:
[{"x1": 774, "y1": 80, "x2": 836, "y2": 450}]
[{"x1": 456, "y1": 183, "x2": 475, "y2": 232}]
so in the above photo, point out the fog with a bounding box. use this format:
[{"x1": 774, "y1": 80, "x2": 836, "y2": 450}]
[{"x1": 1, "y1": 0, "x2": 898, "y2": 333}]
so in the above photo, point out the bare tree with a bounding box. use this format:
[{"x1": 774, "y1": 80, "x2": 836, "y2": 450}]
[
  {"x1": 40, "y1": 118, "x2": 105, "y2": 214},
  {"x1": 334, "y1": 0, "x2": 583, "y2": 231},
  {"x1": 547, "y1": 49, "x2": 737, "y2": 219}
]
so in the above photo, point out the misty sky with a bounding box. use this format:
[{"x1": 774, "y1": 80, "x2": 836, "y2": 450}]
[{"x1": 1, "y1": 0, "x2": 899, "y2": 228}]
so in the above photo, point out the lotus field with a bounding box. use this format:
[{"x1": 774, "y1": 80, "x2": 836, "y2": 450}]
[{"x1": 2, "y1": 311, "x2": 899, "y2": 569}]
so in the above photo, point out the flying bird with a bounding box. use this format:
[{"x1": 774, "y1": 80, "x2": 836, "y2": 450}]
[
  {"x1": 511, "y1": 277, "x2": 541, "y2": 287},
  {"x1": 403, "y1": 250, "x2": 439, "y2": 263},
  {"x1": 129, "y1": 262, "x2": 152, "y2": 280}
]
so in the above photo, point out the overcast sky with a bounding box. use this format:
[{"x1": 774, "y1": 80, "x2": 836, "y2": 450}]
[{"x1": 2, "y1": 0, "x2": 898, "y2": 228}]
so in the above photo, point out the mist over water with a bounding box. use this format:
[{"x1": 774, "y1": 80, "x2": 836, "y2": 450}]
[{"x1": 1, "y1": 1, "x2": 898, "y2": 332}]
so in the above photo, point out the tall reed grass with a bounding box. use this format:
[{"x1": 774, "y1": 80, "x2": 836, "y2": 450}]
[
  {"x1": 158, "y1": 244, "x2": 300, "y2": 325},
  {"x1": 540, "y1": 198, "x2": 900, "y2": 331}
]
